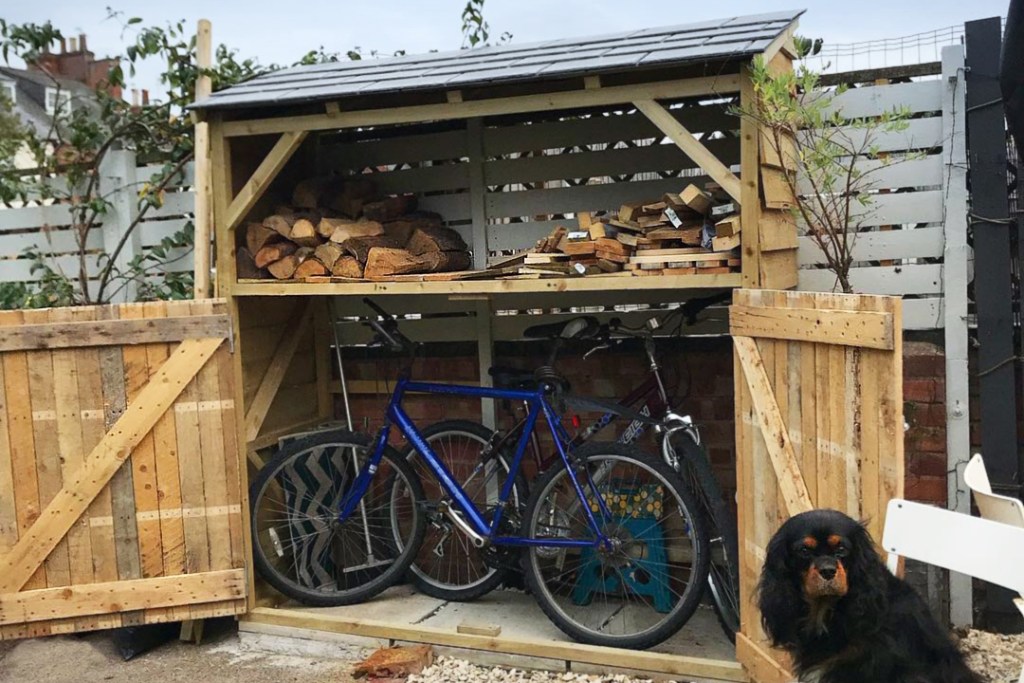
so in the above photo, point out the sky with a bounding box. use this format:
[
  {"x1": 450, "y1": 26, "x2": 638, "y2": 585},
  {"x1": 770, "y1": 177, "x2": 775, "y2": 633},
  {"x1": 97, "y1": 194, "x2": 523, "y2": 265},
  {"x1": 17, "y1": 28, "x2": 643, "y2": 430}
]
[{"x1": 1, "y1": 0, "x2": 1010, "y2": 96}]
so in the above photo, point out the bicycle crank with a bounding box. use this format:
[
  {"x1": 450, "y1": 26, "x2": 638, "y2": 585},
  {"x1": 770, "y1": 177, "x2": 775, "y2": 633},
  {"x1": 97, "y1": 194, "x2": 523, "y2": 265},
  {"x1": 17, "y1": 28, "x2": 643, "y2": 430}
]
[{"x1": 436, "y1": 499, "x2": 487, "y2": 548}]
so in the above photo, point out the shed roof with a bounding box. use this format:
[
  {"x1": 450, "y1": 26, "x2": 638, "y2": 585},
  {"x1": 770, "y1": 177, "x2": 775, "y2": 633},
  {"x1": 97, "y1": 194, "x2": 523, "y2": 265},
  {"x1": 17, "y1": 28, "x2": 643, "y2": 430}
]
[{"x1": 196, "y1": 9, "x2": 802, "y2": 111}]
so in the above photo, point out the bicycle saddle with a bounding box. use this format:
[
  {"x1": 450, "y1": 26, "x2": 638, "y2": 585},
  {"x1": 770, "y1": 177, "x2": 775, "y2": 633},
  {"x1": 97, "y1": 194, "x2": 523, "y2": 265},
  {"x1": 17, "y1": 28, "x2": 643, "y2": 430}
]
[
  {"x1": 523, "y1": 316, "x2": 600, "y2": 340},
  {"x1": 488, "y1": 365, "x2": 537, "y2": 390}
]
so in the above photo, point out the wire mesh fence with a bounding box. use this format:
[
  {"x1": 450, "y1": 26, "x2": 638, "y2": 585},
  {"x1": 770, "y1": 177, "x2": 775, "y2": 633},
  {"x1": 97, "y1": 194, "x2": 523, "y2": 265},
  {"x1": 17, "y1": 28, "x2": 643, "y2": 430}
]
[{"x1": 802, "y1": 24, "x2": 967, "y2": 74}]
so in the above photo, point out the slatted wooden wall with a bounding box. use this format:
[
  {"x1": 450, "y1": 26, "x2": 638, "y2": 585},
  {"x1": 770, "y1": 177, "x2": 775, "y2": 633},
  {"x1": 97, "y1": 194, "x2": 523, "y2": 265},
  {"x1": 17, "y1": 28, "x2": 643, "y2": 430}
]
[
  {"x1": 730, "y1": 289, "x2": 904, "y2": 682},
  {"x1": 0, "y1": 300, "x2": 246, "y2": 638},
  {"x1": 316, "y1": 98, "x2": 740, "y2": 260}
]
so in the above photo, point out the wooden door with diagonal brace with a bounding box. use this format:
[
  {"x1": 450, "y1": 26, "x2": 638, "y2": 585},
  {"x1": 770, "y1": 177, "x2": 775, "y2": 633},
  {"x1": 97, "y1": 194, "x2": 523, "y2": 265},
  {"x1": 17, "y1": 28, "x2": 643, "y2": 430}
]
[
  {"x1": 731, "y1": 289, "x2": 904, "y2": 682},
  {"x1": 0, "y1": 300, "x2": 247, "y2": 638}
]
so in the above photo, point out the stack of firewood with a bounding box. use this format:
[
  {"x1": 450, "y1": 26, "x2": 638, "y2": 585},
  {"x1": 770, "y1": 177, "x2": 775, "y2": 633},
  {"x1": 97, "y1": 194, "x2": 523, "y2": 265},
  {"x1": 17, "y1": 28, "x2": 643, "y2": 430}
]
[
  {"x1": 486, "y1": 182, "x2": 741, "y2": 277},
  {"x1": 237, "y1": 177, "x2": 471, "y2": 280}
]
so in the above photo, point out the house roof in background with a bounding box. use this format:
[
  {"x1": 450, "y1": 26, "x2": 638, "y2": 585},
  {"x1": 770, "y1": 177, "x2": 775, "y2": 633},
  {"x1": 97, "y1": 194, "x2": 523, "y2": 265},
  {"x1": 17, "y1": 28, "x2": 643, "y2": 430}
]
[{"x1": 195, "y1": 9, "x2": 803, "y2": 111}]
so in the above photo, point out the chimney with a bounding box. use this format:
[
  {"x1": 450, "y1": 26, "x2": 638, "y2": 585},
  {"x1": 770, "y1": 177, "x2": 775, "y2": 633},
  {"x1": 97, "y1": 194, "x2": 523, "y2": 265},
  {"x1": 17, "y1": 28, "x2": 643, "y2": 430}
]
[
  {"x1": 131, "y1": 89, "x2": 139, "y2": 107},
  {"x1": 69, "y1": 37, "x2": 78, "y2": 52},
  {"x1": 78, "y1": 34, "x2": 88, "y2": 53},
  {"x1": 59, "y1": 37, "x2": 66, "y2": 53},
  {"x1": 141, "y1": 89, "x2": 149, "y2": 106}
]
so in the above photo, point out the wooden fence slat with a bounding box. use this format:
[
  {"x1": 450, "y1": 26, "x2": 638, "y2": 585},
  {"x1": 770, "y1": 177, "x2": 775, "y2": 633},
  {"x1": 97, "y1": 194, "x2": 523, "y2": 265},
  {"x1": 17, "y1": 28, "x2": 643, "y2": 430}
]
[
  {"x1": 823, "y1": 79, "x2": 942, "y2": 118},
  {"x1": 730, "y1": 304, "x2": 894, "y2": 350},
  {"x1": 799, "y1": 264, "x2": 942, "y2": 296},
  {"x1": 0, "y1": 569, "x2": 244, "y2": 626},
  {"x1": 797, "y1": 227, "x2": 945, "y2": 265},
  {"x1": 733, "y1": 335, "x2": 813, "y2": 517},
  {"x1": 0, "y1": 314, "x2": 231, "y2": 352},
  {"x1": 0, "y1": 337, "x2": 223, "y2": 594}
]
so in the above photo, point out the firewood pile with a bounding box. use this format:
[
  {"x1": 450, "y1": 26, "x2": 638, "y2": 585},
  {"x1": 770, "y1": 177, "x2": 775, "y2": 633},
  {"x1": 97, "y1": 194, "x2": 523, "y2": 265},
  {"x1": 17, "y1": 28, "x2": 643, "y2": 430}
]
[
  {"x1": 489, "y1": 182, "x2": 741, "y2": 278},
  {"x1": 237, "y1": 177, "x2": 471, "y2": 281}
]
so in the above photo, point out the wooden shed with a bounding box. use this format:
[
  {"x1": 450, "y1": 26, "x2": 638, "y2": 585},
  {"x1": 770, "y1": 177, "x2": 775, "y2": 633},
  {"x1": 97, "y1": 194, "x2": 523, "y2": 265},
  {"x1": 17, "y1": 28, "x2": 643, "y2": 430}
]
[{"x1": 0, "y1": 11, "x2": 905, "y2": 683}]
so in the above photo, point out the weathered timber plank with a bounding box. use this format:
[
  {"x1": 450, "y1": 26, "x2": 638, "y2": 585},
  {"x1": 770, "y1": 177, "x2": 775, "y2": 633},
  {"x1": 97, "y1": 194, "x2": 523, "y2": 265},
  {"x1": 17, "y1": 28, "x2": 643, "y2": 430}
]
[{"x1": 0, "y1": 315, "x2": 230, "y2": 352}]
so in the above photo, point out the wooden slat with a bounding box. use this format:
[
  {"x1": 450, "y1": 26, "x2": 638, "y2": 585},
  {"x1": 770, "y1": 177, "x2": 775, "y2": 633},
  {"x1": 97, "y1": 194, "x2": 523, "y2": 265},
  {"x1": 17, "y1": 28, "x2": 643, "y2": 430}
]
[
  {"x1": 797, "y1": 227, "x2": 945, "y2": 265},
  {"x1": 0, "y1": 315, "x2": 231, "y2": 352},
  {"x1": 244, "y1": 302, "x2": 314, "y2": 442},
  {"x1": 739, "y1": 64, "x2": 762, "y2": 288},
  {"x1": 733, "y1": 335, "x2": 813, "y2": 517},
  {"x1": 0, "y1": 569, "x2": 245, "y2": 625},
  {"x1": 222, "y1": 75, "x2": 744, "y2": 137},
  {"x1": 730, "y1": 303, "x2": 894, "y2": 350},
  {"x1": 798, "y1": 263, "x2": 942, "y2": 295},
  {"x1": 736, "y1": 633, "x2": 792, "y2": 683},
  {"x1": 796, "y1": 155, "x2": 942, "y2": 194},
  {"x1": 225, "y1": 131, "x2": 309, "y2": 232},
  {"x1": 0, "y1": 337, "x2": 223, "y2": 594},
  {"x1": 797, "y1": 189, "x2": 943, "y2": 228},
  {"x1": 633, "y1": 99, "x2": 742, "y2": 202},
  {"x1": 824, "y1": 79, "x2": 942, "y2": 118},
  {"x1": 320, "y1": 129, "x2": 468, "y2": 167}
]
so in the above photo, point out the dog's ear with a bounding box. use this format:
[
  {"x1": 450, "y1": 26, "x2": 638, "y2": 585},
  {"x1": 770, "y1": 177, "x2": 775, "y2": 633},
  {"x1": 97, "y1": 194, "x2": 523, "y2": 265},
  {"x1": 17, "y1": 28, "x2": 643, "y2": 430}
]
[
  {"x1": 757, "y1": 526, "x2": 804, "y2": 647},
  {"x1": 842, "y1": 521, "x2": 889, "y2": 630}
]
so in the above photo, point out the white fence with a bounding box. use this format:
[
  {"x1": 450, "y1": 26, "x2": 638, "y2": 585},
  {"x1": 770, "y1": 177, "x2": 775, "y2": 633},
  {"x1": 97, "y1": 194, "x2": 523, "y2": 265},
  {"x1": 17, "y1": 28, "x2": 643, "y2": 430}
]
[{"x1": 0, "y1": 150, "x2": 196, "y2": 302}]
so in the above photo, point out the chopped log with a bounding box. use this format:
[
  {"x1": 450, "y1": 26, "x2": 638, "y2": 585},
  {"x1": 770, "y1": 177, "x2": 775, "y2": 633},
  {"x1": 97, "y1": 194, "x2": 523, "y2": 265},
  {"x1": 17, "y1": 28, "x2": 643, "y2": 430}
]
[
  {"x1": 342, "y1": 234, "x2": 404, "y2": 262},
  {"x1": 331, "y1": 255, "x2": 365, "y2": 279},
  {"x1": 327, "y1": 177, "x2": 377, "y2": 217},
  {"x1": 289, "y1": 218, "x2": 321, "y2": 248},
  {"x1": 263, "y1": 213, "x2": 297, "y2": 238},
  {"x1": 362, "y1": 195, "x2": 417, "y2": 222},
  {"x1": 245, "y1": 222, "x2": 281, "y2": 255},
  {"x1": 314, "y1": 242, "x2": 345, "y2": 269},
  {"x1": 254, "y1": 241, "x2": 297, "y2": 269},
  {"x1": 328, "y1": 219, "x2": 385, "y2": 244},
  {"x1": 407, "y1": 226, "x2": 467, "y2": 256},
  {"x1": 294, "y1": 258, "x2": 328, "y2": 279},
  {"x1": 680, "y1": 184, "x2": 713, "y2": 215},
  {"x1": 292, "y1": 177, "x2": 333, "y2": 209},
  {"x1": 363, "y1": 248, "x2": 424, "y2": 278},
  {"x1": 316, "y1": 216, "x2": 349, "y2": 240},
  {"x1": 384, "y1": 215, "x2": 443, "y2": 245},
  {"x1": 595, "y1": 238, "x2": 630, "y2": 257},
  {"x1": 268, "y1": 255, "x2": 300, "y2": 279},
  {"x1": 236, "y1": 247, "x2": 264, "y2": 280},
  {"x1": 418, "y1": 250, "x2": 470, "y2": 272}
]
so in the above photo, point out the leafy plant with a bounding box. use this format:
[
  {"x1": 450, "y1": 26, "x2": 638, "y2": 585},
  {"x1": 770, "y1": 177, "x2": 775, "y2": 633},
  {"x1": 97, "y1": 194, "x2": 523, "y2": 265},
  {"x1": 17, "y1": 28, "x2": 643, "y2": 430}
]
[
  {"x1": 462, "y1": 0, "x2": 511, "y2": 48},
  {"x1": 731, "y1": 55, "x2": 914, "y2": 293}
]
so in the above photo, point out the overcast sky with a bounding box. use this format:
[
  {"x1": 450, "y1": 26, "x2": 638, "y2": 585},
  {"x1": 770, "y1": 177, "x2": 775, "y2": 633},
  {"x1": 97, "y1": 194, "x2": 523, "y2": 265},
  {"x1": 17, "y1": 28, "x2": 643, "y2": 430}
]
[{"x1": 3, "y1": 0, "x2": 1009, "y2": 95}]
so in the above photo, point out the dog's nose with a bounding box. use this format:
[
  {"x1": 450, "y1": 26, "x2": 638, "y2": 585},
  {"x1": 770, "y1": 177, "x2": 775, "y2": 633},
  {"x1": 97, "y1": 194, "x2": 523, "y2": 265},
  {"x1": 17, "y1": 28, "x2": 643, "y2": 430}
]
[{"x1": 818, "y1": 565, "x2": 837, "y2": 580}]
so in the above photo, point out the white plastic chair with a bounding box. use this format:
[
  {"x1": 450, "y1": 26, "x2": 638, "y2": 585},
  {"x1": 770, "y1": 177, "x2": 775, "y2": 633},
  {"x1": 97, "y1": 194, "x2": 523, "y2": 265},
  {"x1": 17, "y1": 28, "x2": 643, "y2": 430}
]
[{"x1": 883, "y1": 454, "x2": 1024, "y2": 683}]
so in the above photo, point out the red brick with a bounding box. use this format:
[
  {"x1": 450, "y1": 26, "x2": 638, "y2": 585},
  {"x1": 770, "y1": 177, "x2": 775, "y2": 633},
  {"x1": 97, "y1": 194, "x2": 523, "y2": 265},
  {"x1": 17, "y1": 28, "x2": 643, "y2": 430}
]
[
  {"x1": 904, "y1": 379, "x2": 939, "y2": 403},
  {"x1": 907, "y1": 451, "x2": 947, "y2": 477},
  {"x1": 912, "y1": 403, "x2": 947, "y2": 429},
  {"x1": 907, "y1": 427, "x2": 946, "y2": 454},
  {"x1": 905, "y1": 474, "x2": 946, "y2": 505},
  {"x1": 903, "y1": 354, "x2": 945, "y2": 378}
]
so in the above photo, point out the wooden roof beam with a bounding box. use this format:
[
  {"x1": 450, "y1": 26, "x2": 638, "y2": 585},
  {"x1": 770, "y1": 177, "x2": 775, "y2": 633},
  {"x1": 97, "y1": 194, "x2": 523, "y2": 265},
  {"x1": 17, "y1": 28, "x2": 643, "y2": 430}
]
[
  {"x1": 220, "y1": 74, "x2": 742, "y2": 137},
  {"x1": 761, "y1": 18, "x2": 799, "y2": 65},
  {"x1": 225, "y1": 130, "x2": 308, "y2": 232},
  {"x1": 633, "y1": 99, "x2": 742, "y2": 203}
]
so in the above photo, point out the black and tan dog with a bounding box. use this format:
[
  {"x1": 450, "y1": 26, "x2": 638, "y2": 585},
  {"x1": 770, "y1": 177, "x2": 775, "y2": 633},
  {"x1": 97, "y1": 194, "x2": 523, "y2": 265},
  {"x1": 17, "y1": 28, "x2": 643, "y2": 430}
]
[{"x1": 758, "y1": 509, "x2": 980, "y2": 683}]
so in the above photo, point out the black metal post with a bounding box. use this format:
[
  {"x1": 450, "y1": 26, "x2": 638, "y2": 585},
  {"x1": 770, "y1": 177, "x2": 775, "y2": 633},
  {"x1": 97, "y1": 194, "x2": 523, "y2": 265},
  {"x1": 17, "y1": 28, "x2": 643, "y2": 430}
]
[{"x1": 965, "y1": 16, "x2": 1023, "y2": 632}]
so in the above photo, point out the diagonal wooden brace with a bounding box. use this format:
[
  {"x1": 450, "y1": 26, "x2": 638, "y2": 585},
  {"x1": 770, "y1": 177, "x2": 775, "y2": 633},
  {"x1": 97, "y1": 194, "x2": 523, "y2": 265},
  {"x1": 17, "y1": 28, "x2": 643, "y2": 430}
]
[{"x1": 225, "y1": 130, "x2": 308, "y2": 232}]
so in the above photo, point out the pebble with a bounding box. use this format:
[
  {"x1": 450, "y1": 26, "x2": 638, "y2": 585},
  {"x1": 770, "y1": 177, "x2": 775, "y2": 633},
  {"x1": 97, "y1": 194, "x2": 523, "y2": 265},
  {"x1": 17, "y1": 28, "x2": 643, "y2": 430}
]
[
  {"x1": 407, "y1": 656, "x2": 676, "y2": 683},
  {"x1": 959, "y1": 628, "x2": 1024, "y2": 683}
]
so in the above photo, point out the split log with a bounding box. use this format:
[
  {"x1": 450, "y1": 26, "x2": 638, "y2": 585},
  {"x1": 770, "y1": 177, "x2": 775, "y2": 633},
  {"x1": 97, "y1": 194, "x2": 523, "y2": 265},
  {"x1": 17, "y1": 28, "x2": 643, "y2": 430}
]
[
  {"x1": 245, "y1": 222, "x2": 281, "y2": 255},
  {"x1": 236, "y1": 247, "x2": 265, "y2": 279},
  {"x1": 268, "y1": 255, "x2": 300, "y2": 279},
  {"x1": 263, "y1": 214, "x2": 297, "y2": 238},
  {"x1": 364, "y1": 247, "x2": 470, "y2": 278},
  {"x1": 328, "y1": 219, "x2": 385, "y2": 244},
  {"x1": 406, "y1": 226, "x2": 467, "y2": 256},
  {"x1": 314, "y1": 242, "x2": 345, "y2": 269},
  {"x1": 362, "y1": 195, "x2": 417, "y2": 222},
  {"x1": 327, "y1": 178, "x2": 377, "y2": 217},
  {"x1": 254, "y1": 241, "x2": 297, "y2": 268},
  {"x1": 341, "y1": 234, "x2": 404, "y2": 262},
  {"x1": 292, "y1": 177, "x2": 334, "y2": 209},
  {"x1": 382, "y1": 215, "x2": 442, "y2": 245},
  {"x1": 289, "y1": 218, "x2": 321, "y2": 248},
  {"x1": 294, "y1": 258, "x2": 328, "y2": 279},
  {"x1": 331, "y1": 255, "x2": 364, "y2": 279}
]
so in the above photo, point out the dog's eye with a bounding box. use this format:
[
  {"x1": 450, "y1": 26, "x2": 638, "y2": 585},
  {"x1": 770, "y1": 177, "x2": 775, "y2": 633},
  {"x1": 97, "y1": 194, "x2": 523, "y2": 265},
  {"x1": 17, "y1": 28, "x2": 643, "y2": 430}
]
[
  {"x1": 834, "y1": 544, "x2": 848, "y2": 558},
  {"x1": 798, "y1": 546, "x2": 813, "y2": 558}
]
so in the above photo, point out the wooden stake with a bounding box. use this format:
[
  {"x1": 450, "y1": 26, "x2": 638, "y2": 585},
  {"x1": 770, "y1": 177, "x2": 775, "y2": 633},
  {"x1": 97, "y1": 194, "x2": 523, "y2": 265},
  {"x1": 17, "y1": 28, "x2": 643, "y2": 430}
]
[{"x1": 192, "y1": 18, "x2": 213, "y2": 299}]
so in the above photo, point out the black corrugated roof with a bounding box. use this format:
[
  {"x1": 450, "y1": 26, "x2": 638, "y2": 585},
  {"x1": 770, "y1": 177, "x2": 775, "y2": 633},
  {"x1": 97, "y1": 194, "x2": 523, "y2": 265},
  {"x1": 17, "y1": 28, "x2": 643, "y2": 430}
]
[{"x1": 196, "y1": 9, "x2": 802, "y2": 111}]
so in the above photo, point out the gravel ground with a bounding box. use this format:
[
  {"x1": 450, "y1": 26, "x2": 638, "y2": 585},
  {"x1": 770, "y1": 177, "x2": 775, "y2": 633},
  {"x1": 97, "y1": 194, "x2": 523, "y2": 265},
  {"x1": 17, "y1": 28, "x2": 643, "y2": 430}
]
[{"x1": 0, "y1": 625, "x2": 1018, "y2": 683}]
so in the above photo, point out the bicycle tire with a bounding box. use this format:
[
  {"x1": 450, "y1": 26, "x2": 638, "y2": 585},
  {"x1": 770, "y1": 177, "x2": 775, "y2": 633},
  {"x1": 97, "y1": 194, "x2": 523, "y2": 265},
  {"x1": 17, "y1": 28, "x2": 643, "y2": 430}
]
[
  {"x1": 522, "y1": 442, "x2": 710, "y2": 649},
  {"x1": 670, "y1": 432, "x2": 740, "y2": 642},
  {"x1": 249, "y1": 429, "x2": 426, "y2": 607},
  {"x1": 401, "y1": 420, "x2": 527, "y2": 601}
]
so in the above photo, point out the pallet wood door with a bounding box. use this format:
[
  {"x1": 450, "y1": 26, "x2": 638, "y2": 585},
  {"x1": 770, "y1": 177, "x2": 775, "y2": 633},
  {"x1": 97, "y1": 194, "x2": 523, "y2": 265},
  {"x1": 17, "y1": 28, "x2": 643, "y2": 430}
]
[
  {"x1": 0, "y1": 300, "x2": 247, "y2": 638},
  {"x1": 731, "y1": 289, "x2": 904, "y2": 683}
]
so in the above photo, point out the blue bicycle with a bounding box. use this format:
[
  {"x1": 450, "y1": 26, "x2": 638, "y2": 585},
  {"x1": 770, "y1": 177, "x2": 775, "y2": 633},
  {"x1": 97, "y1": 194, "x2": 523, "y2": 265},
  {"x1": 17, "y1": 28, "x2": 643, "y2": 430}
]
[{"x1": 250, "y1": 298, "x2": 709, "y2": 648}]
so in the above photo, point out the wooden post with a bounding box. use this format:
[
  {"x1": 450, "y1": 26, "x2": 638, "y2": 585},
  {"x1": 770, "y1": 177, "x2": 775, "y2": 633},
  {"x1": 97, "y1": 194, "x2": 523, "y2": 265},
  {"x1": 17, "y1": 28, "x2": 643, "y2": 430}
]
[{"x1": 193, "y1": 19, "x2": 213, "y2": 299}]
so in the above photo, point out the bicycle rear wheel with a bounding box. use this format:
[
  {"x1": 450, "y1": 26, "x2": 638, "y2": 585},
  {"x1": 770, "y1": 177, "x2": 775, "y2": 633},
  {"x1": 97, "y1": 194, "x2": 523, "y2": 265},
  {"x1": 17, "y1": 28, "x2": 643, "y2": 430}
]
[
  {"x1": 250, "y1": 429, "x2": 425, "y2": 606},
  {"x1": 670, "y1": 432, "x2": 740, "y2": 642},
  {"x1": 522, "y1": 442, "x2": 709, "y2": 649},
  {"x1": 402, "y1": 420, "x2": 525, "y2": 601}
]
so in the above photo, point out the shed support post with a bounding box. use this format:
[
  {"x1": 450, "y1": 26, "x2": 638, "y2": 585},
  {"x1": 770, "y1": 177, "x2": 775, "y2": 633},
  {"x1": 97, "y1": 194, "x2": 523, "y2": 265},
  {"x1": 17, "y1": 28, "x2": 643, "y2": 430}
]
[
  {"x1": 100, "y1": 149, "x2": 140, "y2": 303},
  {"x1": 940, "y1": 44, "x2": 972, "y2": 628},
  {"x1": 467, "y1": 118, "x2": 488, "y2": 269}
]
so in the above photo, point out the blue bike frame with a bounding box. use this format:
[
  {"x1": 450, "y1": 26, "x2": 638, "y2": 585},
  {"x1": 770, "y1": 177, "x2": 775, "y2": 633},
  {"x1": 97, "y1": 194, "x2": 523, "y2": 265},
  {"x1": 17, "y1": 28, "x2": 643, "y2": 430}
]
[{"x1": 337, "y1": 376, "x2": 614, "y2": 549}]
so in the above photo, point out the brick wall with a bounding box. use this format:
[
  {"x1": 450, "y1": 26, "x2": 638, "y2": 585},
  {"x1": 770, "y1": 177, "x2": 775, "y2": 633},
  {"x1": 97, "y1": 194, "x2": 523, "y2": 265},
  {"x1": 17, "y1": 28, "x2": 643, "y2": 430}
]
[{"x1": 338, "y1": 335, "x2": 946, "y2": 510}]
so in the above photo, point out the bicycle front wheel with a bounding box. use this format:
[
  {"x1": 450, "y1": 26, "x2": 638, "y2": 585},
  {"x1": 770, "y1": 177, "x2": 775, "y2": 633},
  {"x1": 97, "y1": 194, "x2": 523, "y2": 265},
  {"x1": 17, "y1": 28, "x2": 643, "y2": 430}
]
[
  {"x1": 250, "y1": 429, "x2": 426, "y2": 606},
  {"x1": 522, "y1": 443, "x2": 709, "y2": 649}
]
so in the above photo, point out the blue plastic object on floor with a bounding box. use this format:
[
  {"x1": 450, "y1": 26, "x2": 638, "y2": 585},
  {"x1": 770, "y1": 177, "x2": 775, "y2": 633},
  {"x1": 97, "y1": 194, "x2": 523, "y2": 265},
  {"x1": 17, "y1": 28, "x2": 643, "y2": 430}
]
[{"x1": 571, "y1": 516, "x2": 673, "y2": 614}]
